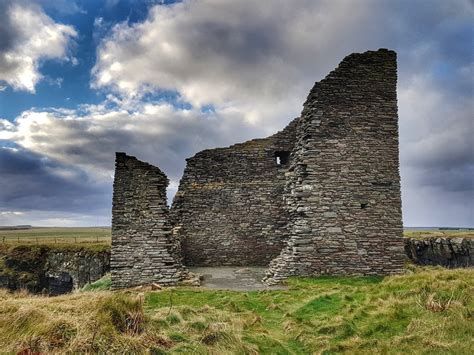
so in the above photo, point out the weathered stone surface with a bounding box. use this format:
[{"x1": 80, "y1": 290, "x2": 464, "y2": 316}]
[
  {"x1": 44, "y1": 249, "x2": 110, "y2": 294},
  {"x1": 111, "y1": 49, "x2": 407, "y2": 286},
  {"x1": 111, "y1": 153, "x2": 185, "y2": 288},
  {"x1": 171, "y1": 120, "x2": 297, "y2": 266},
  {"x1": 405, "y1": 237, "x2": 473, "y2": 267},
  {"x1": 264, "y1": 49, "x2": 405, "y2": 284}
]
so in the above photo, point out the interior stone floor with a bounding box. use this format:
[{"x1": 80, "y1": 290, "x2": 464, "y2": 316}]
[{"x1": 188, "y1": 266, "x2": 287, "y2": 291}]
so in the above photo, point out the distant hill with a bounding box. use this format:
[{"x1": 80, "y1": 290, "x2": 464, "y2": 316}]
[{"x1": 0, "y1": 225, "x2": 32, "y2": 230}]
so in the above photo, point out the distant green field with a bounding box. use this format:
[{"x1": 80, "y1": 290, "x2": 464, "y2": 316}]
[
  {"x1": 0, "y1": 227, "x2": 111, "y2": 245},
  {"x1": 404, "y1": 229, "x2": 474, "y2": 239},
  {"x1": 1, "y1": 227, "x2": 473, "y2": 246}
]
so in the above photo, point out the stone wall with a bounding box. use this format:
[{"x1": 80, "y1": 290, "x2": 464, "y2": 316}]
[
  {"x1": 265, "y1": 49, "x2": 405, "y2": 283},
  {"x1": 111, "y1": 49, "x2": 406, "y2": 286},
  {"x1": 171, "y1": 121, "x2": 297, "y2": 266},
  {"x1": 111, "y1": 153, "x2": 185, "y2": 288},
  {"x1": 405, "y1": 237, "x2": 473, "y2": 267}
]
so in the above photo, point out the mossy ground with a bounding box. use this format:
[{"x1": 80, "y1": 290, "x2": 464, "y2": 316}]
[
  {"x1": 0, "y1": 266, "x2": 472, "y2": 354},
  {"x1": 82, "y1": 273, "x2": 112, "y2": 291},
  {"x1": 0, "y1": 242, "x2": 110, "y2": 254}
]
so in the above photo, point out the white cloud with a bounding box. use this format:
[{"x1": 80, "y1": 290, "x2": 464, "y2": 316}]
[
  {"x1": 0, "y1": 209, "x2": 108, "y2": 227},
  {"x1": 1, "y1": 99, "x2": 263, "y2": 184},
  {"x1": 88, "y1": 0, "x2": 473, "y2": 227},
  {"x1": 0, "y1": 211, "x2": 24, "y2": 216},
  {"x1": 1, "y1": 0, "x2": 472, "y2": 226},
  {"x1": 92, "y1": 0, "x2": 379, "y2": 126},
  {"x1": 0, "y1": 1, "x2": 77, "y2": 92}
]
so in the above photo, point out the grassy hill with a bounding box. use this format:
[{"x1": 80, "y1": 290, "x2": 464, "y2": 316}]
[{"x1": 0, "y1": 266, "x2": 472, "y2": 354}]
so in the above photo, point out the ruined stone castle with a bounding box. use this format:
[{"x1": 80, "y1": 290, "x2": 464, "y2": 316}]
[{"x1": 111, "y1": 49, "x2": 405, "y2": 288}]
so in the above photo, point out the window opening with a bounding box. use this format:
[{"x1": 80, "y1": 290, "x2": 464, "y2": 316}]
[{"x1": 275, "y1": 151, "x2": 290, "y2": 165}]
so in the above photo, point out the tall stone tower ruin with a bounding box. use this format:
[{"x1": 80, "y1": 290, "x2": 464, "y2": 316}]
[
  {"x1": 265, "y1": 49, "x2": 404, "y2": 283},
  {"x1": 110, "y1": 49, "x2": 405, "y2": 288}
]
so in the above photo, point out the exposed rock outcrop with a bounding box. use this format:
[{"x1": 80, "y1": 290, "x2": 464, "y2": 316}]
[
  {"x1": 0, "y1": 245, "x2": 109, "y2": 295},
  {"x1": 405, "y1": 237, "x2": 473, "y2": 267}
]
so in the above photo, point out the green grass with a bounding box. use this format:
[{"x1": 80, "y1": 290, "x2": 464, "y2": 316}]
[
  {"x1": 1, "y1": 266, "x2": 472, "y2": 353},
  {"x1": 143, "y1": 268, "x2": 473, "y2": 353},
  {"x1": 0, "y1": 243, "x2": 110, "y2": 256},
  {"x1": 82, "y1": 274, "x2": 112, "y2": 291},
  {"x1": 0, "y1": 227, "x2": 111, "y2": 238}
]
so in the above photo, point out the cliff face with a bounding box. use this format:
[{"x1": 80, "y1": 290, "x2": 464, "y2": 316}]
[
  {"x1": 0, "y1": 237, "x2": 472, "y2": 295},
  {"x1": 404, "y1": 237, "x2": 473, "y2": 268},
  {"x1": 0, "y1": 245, "x2": 109, "y2": 295}
]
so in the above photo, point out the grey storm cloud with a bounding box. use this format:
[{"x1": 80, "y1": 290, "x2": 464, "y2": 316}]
[
  {"x1": 0, "y1": 147, "x2": 110, "y2": 214},
  {"x1": 0, "y1": 0, "x2": 473, "y2": 226},
  {"x1": 0, "y1": 1, "x2": 17, "y2": 52},
  {"x1": 0, "y1": 103, "x2": 262, "y2": 184}
]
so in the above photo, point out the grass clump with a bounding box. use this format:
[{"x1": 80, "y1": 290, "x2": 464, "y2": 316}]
[
  {"x1": 82, "y1": 274, "x2": 112, "y2": 291},
  {"x1": 0, "y1": 290, "x2": 167, "y2": 353},
  {"x1": 144, "y1": 267, "x2": 473, "y2": 354},
  {"x1": 97, "y1": 293, "x2": 146, "y2": 335},
  {"x1": 0, "y1": 266, "x2": 473, "y2": 353}
]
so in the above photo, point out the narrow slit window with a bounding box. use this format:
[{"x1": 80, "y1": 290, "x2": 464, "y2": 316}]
[
  {"x1": 275, "y1": 151, "x2": 290, "y2": 166},
  {"x1": 360, "y1": 203, "x2": 368, "y2": 209}
]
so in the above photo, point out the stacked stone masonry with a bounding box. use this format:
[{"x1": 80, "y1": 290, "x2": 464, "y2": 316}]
[
  {"x1": 111, "y1": 153, "x2": 185, "y2": 288},
  {"x1": 111, "y1": 49, "x2": 406, "y2": 288},
  {"x1": 170, "y1": 119, "x2": 297, "y2": 266},
  {"x1": 264, "y1": 49, "x2": 405, "y2": 283}
]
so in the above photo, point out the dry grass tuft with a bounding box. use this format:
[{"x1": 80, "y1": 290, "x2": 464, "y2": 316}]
[
  {"x1": 0, "y1": 290, "x2": 157, "y2": 353},
  {"x1": 424, "y1": 293, "x2": 453, "y2": 312},
  {"x1": 0, "y1": 266, "x2": 473, "y2": 353}
]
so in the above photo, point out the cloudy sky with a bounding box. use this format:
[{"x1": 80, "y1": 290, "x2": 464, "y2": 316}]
[{"x1": 0, "y1": 0, "x2": 472, "y2": 227}]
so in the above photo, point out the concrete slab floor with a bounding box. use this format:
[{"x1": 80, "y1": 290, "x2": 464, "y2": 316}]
[{"x1": 188, "y1": 266, "x2": 287, "y2": 291}]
